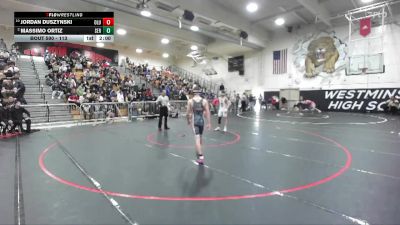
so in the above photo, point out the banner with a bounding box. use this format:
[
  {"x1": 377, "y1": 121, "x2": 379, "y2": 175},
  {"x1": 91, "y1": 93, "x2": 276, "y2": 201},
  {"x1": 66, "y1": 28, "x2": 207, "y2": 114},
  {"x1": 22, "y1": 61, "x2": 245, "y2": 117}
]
[
  {"x1": 300, "y1": 88, "x2": 400, "y2": 112},
  {"x1": 360, "y1": 17, "x2": 371, "y2": 37},
  {"x1": 264, "y1": 88, "x2": 400, "y2": 112},
  {"x1": 16, "y1": 42, "x2": 118, "y2": 63}
]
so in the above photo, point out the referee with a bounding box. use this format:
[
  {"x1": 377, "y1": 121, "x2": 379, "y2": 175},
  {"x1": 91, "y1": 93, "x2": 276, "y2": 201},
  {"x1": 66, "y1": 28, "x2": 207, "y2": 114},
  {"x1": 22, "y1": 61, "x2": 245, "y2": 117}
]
[{"x1": 156, "y1": 90, "x2": 170, "y2": 131}]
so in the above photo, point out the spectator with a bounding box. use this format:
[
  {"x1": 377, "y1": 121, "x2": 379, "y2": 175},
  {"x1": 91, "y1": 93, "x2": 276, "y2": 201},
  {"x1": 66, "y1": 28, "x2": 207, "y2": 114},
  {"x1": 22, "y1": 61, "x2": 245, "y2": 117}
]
[
  {"x1": 384, "y1": 96, "x2": 399, "y2": 114},
  {"x1": 51, "y1": 78, "x2": 63, "y2": 99},
  {"x1": 13, "y1": 79, "x2": 26, "y2": 104},
  {"x1": 241, "y1": 94, "x2": 247, "y2": 112},
  {"x1": 67, "y1": 89, "x2": 80, "y2": 106},
  {"x1": 219, "y1": 83, "x2": 225, "y2": 91},
  {"x1": 0, "y1": 102, "x2": 7, "y2": 135},
  {"x1": 212, "y1": 96, "x2": 219, "y2": 114},
  {"x1": 116, "y1": 89, "x2": 125, "y2": 103},
  {"x1": 41, "y1": 50, "x2": 224, "y2": 121},
  {"x1": 280, "y1": 97, "x2": 288, "y2": 110},
  {"x1": 0, "y1": 38, "x2": 7, "y2": 51},
  {"x1": 4, "y1": 61, "x2": 20, "y2": 80},
  {"x1": 10, "y1": 101, "x2": 31, "y2": 133}
]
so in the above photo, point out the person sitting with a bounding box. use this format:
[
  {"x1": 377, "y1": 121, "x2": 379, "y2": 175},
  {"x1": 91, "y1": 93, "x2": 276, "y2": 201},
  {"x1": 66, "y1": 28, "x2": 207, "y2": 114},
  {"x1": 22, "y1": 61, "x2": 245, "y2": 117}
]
[
  {"x1": 13, "y1": 79, "x2": 26, "y2": 104},
  {"x1": 45, "y1": 71, "x2": 56, "y2": 86},
  {"x1": 10, "y1": 101, "x2": 31, "y2": 133},
  {"x1": 67, "y1": 88, "x2": 80, "y2": 108},
  {"x1": 4, "y1": 61, "x2": 20, "y2": 80},
  {"x1": 168, "y1": 104, "x2": 179, "y2": 118},
  {"x1": 75, "y1": 61, "x2": 83, "y2": 71},
  {"x1": 0, "y1": 51, "x2": 8, "y2": 70},
  {"x1": 0, "y1": 102, "x2": 8, "y2": 136},
  {"x1": 383, "y1": 96, "x2": 399, "y2": 115},
  {"x1": 51, "y1": 78, "x2": 63, "y2": 99}
]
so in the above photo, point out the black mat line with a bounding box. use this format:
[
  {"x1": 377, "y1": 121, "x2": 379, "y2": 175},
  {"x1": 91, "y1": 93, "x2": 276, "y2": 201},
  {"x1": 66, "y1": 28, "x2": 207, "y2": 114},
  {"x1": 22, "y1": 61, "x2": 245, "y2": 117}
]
[
  {"x1": 14, "y1": 136, "x2": 25, "y2": 225},
  {"x1": 47, "y1": 134, "x2": 138, "y2": 225}
]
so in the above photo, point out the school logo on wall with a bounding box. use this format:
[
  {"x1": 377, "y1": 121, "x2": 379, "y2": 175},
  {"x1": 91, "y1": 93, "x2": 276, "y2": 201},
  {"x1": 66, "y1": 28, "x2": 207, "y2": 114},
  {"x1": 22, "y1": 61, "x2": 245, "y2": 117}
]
[
  {"x1": 300, "y1": 88, "x2": 400, "y2": 112},
  {"x1": 292, "y1": 32, "x2": 347, "y2": 78}
]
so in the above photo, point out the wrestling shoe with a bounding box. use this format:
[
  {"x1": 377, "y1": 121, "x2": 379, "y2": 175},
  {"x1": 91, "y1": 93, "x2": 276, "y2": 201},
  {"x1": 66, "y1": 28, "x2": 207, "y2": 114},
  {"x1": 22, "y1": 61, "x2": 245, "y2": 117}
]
[
  {"x1": 214, "y1": 127, "x2": 220, "y2": 131},
  {"x1": 196, "y1": 155, "x2": 204, "y2": 165},
  {"x1": 223, "y1": 126, "x2": 227, "y2": 132}
]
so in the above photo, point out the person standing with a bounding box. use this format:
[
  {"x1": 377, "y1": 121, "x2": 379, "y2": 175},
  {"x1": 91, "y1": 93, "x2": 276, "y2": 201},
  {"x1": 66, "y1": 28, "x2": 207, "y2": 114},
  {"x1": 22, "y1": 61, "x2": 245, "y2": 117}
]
[
  {"x1": 219, "y1": 83, "x2": 225, "y2": 92},
  {"x1": 241, "y1": 94, "x2": 247, "y2": 112},
  {"x1": 0, "y1": 38, "x2": 7, "y2": 51},
  {"x1": 186, "y1": 87, "x2": 211, "y2": 165},
  {"x1": 214, "y1": 91, "x2": 231, "y2": 132},
  {"x1": 156, "y1": 90, "x2": 170, "y2": 131},
  {"x1": 235, "y1": 93, "x2": 240, "y2": 113}
]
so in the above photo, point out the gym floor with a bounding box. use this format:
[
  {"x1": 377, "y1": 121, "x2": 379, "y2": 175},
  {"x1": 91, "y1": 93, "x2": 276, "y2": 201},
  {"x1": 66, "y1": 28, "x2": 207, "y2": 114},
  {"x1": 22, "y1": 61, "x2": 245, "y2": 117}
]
[{"x1": 1, "y1": 111, "x2": 400, "y2": 225}]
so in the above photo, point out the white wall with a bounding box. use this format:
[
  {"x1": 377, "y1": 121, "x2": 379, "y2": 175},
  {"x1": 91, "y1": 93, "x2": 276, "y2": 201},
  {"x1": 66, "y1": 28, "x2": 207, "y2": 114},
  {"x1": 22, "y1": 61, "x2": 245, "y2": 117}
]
[
  {"x1": 117, "y1": 49, "x2": 170, "y2": 70},
  {"x1": 177, "y1": 17, "x2": 400, "y2": 94},
  {"x1": 176, "y1": 51, "x2": 265, "y2": 95},
  {"x1": 262, "y1": 20, "x2": 400, "y2": 92},
  {"x1": 0, "y1": 25, "x2": 14, "y2": 49}
]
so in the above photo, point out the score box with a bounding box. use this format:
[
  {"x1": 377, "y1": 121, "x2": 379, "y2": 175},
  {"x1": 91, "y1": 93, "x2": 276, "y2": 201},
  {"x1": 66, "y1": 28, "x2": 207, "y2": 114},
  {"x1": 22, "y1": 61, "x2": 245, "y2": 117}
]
[
  {"x1": 102, "y1": 18, "x2": 114, "y2": 26},
  {"x1": 102, "y1": 26, "x2": 114, "y2": 35}
]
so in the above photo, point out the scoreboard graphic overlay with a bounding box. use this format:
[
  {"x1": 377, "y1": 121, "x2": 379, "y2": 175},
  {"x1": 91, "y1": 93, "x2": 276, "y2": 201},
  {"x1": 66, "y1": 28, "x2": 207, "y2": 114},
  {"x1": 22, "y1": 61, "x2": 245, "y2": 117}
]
[{"x1": 14, "y1": 12, "x2": 114, "y2": 43}]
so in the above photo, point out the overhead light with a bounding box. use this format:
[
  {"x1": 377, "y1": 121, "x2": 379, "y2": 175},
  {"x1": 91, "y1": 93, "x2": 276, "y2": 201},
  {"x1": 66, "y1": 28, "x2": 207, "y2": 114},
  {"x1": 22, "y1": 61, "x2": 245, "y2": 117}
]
[
  {"x1": 275, "y1": 17, "x2": 285, "y2": 26},
  {"x1": 136, "y1": 48, "x2": 143, "y2": 53},
  {"x1": 361, "y1": 0, "x2": 373, "y2": 3},
  {"x1": 162, "y1": 53, "x2": 169, "y2": 58},
  {"x1": 161, "y1": 38, "x2": 170, "y2": 44},
  {"x1": 140, "y1": 10, "x2": 151, "y2": 17},
  {"x1": 190, "y1": 25, "x2": 199, "y2": 31},
  {"x1": 116, "y1": 28, "x2": 127, "y2": 35},
  {"x1": 246, "y1": 2, "x2": 258, "y2": 13},
  {"x1": 190, "y1": 45, "x2": 198, "y2": 51},
  {"x1": 96, "y1": 42, "x2": 104, "y2": 47}
]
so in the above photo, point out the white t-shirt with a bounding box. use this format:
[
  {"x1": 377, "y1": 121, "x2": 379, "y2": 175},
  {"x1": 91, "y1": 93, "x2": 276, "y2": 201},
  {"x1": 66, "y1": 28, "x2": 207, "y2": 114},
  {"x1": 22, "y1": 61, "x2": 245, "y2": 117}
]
[
  {"x1": 156, "y1": 95, "x2": 169, "y2": 107},
  {"x1": 5, "y1": 66, "x2": 19, "y2": 74},
  {"x1": 117, "y1": 92, "x2": 125, "y2": 103},
  {"x1": 219, "y1": 96, "x2": 230, "y2": 111}
]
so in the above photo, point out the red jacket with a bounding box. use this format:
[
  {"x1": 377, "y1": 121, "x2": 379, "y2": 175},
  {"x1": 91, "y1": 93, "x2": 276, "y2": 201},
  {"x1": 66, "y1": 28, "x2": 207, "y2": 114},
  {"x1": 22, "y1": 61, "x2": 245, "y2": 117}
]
[{"x1": 68, "y1": 95, "x2": 79, "y2": 102}]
